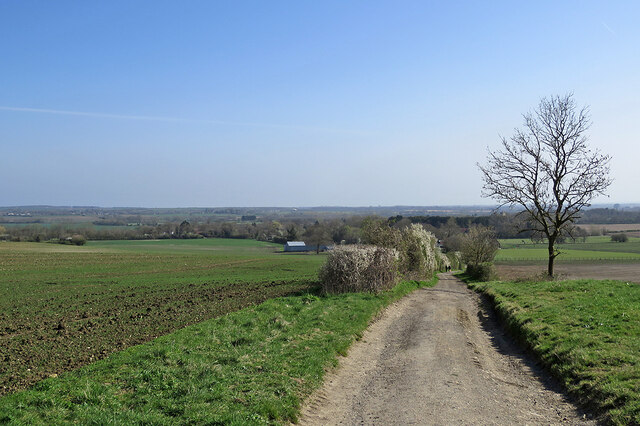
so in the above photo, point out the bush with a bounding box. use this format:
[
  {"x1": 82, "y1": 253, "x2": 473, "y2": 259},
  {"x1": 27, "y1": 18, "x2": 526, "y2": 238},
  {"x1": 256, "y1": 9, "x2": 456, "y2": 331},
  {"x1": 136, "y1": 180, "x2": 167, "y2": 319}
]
[
  {"x1": 319, "y1": 245, "x2": 398, "y2": 294},
  {"x1": 611, "y1": 233, "x2": 629, "y2": 243},
  {"x1": 460, "y1": 225, "x2": 499, "y2": 265},
  {"x1": 465, "y1": 263, "x2": 496, "y2": 281},
  {"x1": 446, "y1": 251, "x2": 463, "y2": 270},
  {"x1": 399, "y1": 224, "x2": 444, "y2": 278},
  {"x1": 362, "y1": 221, "x2": 447, "y2": 278},
  {"x1": 360, "y1": 217, "x2": 401, "y2": 248},
  {"x1": 71, "y1": 234, "x2": 87, "y2": 246}
]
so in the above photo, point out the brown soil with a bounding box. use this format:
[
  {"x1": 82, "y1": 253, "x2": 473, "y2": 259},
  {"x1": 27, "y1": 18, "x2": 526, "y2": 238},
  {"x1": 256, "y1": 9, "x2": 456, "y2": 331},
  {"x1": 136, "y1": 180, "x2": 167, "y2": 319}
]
[
  {"x1": 299, "y1": 273, "x2": 597, "y2": 425},
  {"x1": 495, "y1": 262, "x2": 640, "y2": 283},
  {"x1": 0, "y1": 280, "x2": 311, "y2": 397},
  {"x1": 577, "y1": 223, "x2": 640, "y2": 235}
]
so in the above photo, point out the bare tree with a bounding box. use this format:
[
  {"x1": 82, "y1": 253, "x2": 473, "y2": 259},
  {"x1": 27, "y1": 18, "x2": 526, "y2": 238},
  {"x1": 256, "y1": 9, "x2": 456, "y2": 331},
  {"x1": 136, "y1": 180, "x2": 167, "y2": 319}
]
[{"x1": 479, "y1": 94, "x2": 611, "y2": 277}]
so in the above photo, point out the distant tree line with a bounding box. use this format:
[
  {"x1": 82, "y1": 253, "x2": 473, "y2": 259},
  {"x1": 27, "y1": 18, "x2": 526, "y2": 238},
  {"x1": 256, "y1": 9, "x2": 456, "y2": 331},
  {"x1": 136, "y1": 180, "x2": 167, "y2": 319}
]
[
  {"x1": 0, "y1": 217, "x2": 361, "y2": 245},
  {"x1": 2, "y1": 209, "x2": 633, "y2": 246}
]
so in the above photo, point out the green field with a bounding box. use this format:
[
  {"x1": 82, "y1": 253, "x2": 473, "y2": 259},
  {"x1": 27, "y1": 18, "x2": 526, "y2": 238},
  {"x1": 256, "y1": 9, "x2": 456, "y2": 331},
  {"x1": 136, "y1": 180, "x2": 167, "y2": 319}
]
[
  {"x1": 496, "y1": 236, "x2": 640, "y2": 262},
  {"x1": 0, "y1": 237, "x2": 437, "y2": 424},
  {"x1": 466, "y1": 278, "x2": 640, "y2": 425},
  {"x1": 0, "y1": 239, "x2": 325, "y2": 396}
]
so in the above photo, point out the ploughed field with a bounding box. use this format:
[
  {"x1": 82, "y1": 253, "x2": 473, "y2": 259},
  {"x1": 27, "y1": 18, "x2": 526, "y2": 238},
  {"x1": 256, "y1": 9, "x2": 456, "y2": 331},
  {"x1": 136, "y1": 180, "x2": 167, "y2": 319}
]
[
  {"x1": 577, "y1": 223, "x2": 640, "y2": 238},
  {"x1": 494, "y1": 236, "x2": 640, "y2": 282},
  {"x1": 0, "y1": 239, "x2": 324, "y2": 396}
]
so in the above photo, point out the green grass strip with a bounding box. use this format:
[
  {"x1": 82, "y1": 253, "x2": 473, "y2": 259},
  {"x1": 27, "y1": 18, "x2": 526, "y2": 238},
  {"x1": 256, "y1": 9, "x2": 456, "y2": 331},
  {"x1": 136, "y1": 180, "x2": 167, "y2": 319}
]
[
  {"x1": 0, "y1": 277, "x2": 437, "y2": 425},
  {"x1": 465, "y1": 277, "x2": 640, "y2": 425}
]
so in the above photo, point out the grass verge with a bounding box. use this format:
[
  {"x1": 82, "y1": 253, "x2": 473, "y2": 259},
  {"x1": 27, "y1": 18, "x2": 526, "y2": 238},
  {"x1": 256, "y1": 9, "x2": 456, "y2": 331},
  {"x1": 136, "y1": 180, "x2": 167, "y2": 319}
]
[
  {"x1": 0, "y1": 277, "x2": 437, "y2": 425},
  {"x1": 461, "y1": 275, "x2": 639, "y2": 425}
]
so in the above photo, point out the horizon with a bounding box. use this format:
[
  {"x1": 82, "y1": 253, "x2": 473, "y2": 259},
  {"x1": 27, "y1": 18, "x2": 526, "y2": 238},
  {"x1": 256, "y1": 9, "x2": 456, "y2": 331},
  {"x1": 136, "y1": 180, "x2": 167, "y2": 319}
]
[{"x1": 2, "y1": 203, "x2": 639, "y2": 210}]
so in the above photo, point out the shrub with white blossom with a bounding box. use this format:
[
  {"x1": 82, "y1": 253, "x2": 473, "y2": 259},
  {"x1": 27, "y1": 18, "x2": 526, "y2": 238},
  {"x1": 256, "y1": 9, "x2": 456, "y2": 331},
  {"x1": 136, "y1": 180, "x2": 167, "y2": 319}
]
[
  {"x1": 398, "y1": 224, "x2": 445, "y2": 278},
  {"x1": 363, "y1": 221, "x2": 448, "y2": 278},
  {"x1": 319, "y1": 245, "x2": 398, "y2": 294}
]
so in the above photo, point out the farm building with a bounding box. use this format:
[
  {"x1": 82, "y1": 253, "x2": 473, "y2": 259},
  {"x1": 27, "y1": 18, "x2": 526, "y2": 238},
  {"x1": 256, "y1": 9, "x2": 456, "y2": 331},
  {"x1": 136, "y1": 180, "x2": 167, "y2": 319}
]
[
  {"x1": 284, "y1": 241, "x2": 308, "y2": 252},
  {"x1": 283, "y1": 241, "x2": 332, "y2": 252}
]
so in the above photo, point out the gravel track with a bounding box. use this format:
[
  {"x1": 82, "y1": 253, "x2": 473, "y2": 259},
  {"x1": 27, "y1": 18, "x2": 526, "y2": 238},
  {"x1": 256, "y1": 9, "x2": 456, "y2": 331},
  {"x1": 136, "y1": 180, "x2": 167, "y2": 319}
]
[{"x1": 299, "y1": 273, "x2": 597, "y2": 425}]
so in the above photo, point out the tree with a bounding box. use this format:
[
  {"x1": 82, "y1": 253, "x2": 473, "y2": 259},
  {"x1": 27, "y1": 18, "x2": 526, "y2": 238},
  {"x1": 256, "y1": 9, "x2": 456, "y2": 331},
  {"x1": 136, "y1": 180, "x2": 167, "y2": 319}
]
[
  {"x1": 479, "y1": 94, "x2": 612, "y2": 277},
  {"x1": 441, "y1": 217, "x2": 462, "y2": 239},
  {"x1": 177, "y1": 220, "x2": 191, "y2": 238},
  {"x1": 285, "y1": 224, "x2": 299, "y2": 241},
  {"x1": 460, "y1": 225, "x2": 499, "y2": 266},
  {"x1": 71, "y1": 234, "x2": 87, "y2": 246},
  {"x1": 219, "y1": 222, "x2": 234, "y2": 238},
  {"x1": 569, "y1": 225, "x2": 588, "y2": 243},
  {"x1": 611, "y1": 233, "x2": 628, "y2": 243},
  {"x1": 304, "y1": 221, "x2": 331, "y2": 254},
  {"x1": 361, "y1": 217, "x2": 398, "y2": 247}
]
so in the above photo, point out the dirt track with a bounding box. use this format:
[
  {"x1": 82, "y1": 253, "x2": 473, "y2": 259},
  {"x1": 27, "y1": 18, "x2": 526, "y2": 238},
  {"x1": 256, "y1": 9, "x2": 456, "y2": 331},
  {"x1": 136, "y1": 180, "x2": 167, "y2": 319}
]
[{"x1": 299, "y1": 273, "x2": 596, "y2": 425}]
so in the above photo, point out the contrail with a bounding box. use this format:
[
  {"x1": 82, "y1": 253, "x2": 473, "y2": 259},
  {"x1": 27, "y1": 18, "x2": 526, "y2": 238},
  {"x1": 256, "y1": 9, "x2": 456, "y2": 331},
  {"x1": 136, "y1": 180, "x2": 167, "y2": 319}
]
[
  {"x1": 0, "y1": 105, "x2": 369, "y2": 135},
  {"x1": 0, "y1": 105, "x2": 215, "y2": 123},
  {"x1": 602, "y1": 22, "x2": 616, "y2": 36}
]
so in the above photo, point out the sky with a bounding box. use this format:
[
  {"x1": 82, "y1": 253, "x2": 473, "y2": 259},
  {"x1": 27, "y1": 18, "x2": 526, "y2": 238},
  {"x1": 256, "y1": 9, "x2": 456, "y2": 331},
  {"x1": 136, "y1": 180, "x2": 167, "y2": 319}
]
[{"x1": 1, "y1": 1, "x2": 639, "y2": 207}]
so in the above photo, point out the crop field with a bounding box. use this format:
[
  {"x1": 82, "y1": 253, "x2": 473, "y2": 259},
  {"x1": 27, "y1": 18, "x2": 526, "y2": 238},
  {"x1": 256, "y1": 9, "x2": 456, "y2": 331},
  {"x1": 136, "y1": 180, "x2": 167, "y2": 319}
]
[
  {"x1": 0, "y1": 276, "x2": 436, "y2": 424},
  {"x1": 0, "y1": 239, "x2": 324, "y2": 396},
  {"x1": 496, "y1": 236, "x2": 640, "y2": 261},
  {"x1": 494, "y1": 236, "x2": 640, "y2": 282},
  {"x1": 577, "y1": 223, "x2": 640, "y2": 237}
]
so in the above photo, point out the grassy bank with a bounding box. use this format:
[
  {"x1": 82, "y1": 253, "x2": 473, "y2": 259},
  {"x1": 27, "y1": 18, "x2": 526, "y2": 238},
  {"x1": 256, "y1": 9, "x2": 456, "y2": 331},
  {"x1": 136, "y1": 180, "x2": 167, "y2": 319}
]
[
  {"x1": 464, "y1": 277, "x2": 639, "y2": 425},
  {"x1": 0, "y1": 277, "x2": 437, "y2": 424}
]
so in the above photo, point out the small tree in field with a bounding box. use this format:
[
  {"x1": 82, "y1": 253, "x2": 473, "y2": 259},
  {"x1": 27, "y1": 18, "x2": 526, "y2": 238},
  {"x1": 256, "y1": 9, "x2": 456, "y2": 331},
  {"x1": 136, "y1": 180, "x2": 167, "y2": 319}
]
[
  {"x1": 285, "y1": 224, "x2": 299, "y2": 241},
  {"x1": 304, "y1": 221, "x2": 331, "y2": 254},
  {"x1": 479, "y1": 94, "x2": 612, "y2": 277},
  {"x1": 611, "y1": 233, "x2": 628, "y2": 243},
  {"x1": 461, "y1": 225, "x2": 499, "y2": 266},
  {"x1": 71, "y1": 234, "x2": 87, "y2": 246}
]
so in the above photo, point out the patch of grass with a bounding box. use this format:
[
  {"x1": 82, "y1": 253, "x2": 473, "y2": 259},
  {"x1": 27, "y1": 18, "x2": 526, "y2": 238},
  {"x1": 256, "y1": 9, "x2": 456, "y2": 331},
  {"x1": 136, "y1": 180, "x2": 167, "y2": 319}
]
[
  {"x1": 559, "y1": 239, "x2": 640, "y2": 255},
  {"x1": 466, "y1": 277, "x2": 640, "y2": 425},
  {"x1": 0, "y1": 277, "x2": 437, "y2": 424}
]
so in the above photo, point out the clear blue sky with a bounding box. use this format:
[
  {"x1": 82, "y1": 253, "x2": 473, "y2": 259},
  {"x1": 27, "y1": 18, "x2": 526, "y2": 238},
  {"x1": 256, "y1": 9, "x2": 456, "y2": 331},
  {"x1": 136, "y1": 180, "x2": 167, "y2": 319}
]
[{"x1": 1, "y1": 1, "x2": 638, "y2": 207}]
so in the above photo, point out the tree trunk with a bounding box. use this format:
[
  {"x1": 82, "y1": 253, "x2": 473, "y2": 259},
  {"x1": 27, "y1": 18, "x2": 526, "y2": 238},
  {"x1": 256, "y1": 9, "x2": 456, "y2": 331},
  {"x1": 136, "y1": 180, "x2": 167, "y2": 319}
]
[{"x1": 547, "y1": 238, "x2": 555, "y2": 277}]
